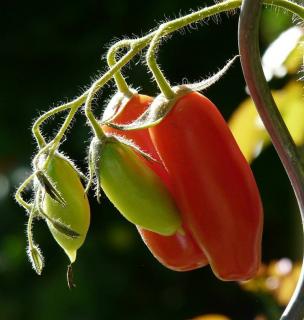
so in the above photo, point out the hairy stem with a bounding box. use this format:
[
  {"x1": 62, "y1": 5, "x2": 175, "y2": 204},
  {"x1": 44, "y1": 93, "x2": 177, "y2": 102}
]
[
  {"x1": 238, "y1": 0, "x2": 304, "y2": 319},
  {"x1": 31, "y1": 0, "x2": 303, "y2": 150},
  {"x1": 43, "y1": 106, "x2": 79, "y2": 168},
  {"x1": 146, "y1": 0, "x2": 242, "y2": 98},
  {"x1": 32, "y1": 98, "x2": 85, "y2": 148},
  {"x1": 15, "y1": 172, "x2": 36, "y2": 211},
  {"x1": 107, "y1": 40, "x2": 133, "y2": 95},
  {"x1": 84, "y1": 82, "x2": 107, "y2": 141},
  {"x1": 145, "y1": 0, "x2": 303, "y2": 99}
]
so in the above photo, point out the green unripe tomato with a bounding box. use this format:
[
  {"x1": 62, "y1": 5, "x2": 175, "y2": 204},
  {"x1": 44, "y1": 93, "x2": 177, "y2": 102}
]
[
  {"x1": 95, "y1": 137, "x2": 182, "y2": 236},
  {"x1": 39, "y1": 153, "x2": 90, "y2": 263}
]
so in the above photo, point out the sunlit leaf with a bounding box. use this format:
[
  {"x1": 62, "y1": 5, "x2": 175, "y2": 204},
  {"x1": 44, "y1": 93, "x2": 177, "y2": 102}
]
[
  {"x1": 229, "y1": 81, "x2": 304, "y2": 163},
  {"x1": 284, "y1": 35, "x2": 304, "y2": 75},
  {"x1": 229, "y1": 98, "x2": 269, "y2": 163},
  {"x1": 262, "y1": 26, "x2": 303, "y2": 81},
  {"x1": 282, "y1": 83, "x2": 304, "y2": 146}
]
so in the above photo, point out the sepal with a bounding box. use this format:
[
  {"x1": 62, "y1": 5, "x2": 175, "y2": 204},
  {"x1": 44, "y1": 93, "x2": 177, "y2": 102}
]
[{"x1": 105, "y1": 56, "x2": 238, "y2": 131}]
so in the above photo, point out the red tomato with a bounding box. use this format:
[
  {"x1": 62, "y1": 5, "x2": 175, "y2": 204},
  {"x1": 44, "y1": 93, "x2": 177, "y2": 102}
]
[
  {"x1": 138, "y1": 225, "x2": 207, "y2": 271},
  {"x1": 102, "y1": 94, "x2": 170, "y2": 189},
  {"x1": 102, "y1": 93, "x2": 208, "y2": 271},
  {"x1": 149, "y1": 91, "x2": 263, "y2": 280}
]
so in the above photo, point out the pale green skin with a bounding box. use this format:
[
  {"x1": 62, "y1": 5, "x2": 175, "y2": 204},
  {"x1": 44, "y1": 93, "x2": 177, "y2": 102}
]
[
  {"x1": 43, "y1": 155, "x2": 90, "y2": 263},
  {"x1": 98, "y1": 141, "x2": 181, "y2": 236}
]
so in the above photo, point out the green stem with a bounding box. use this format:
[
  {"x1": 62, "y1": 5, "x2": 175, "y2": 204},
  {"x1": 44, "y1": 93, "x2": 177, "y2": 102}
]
[
  {"x1": 21, "y1": 0, "x2": 302, "y2": 196},
  {"x1": 31, "y1": 0, "x2": 303, "y2": 150},
  {"x1": 15, "y1": 0, "x2": 303, "y2": 286},
  {"x1": 27, "y1": 205, "x2": 36, "y2": 249},
  {"x1": 32, "y1": 102, "x2": 79, "y2": 148},
  {"x1": 31, "y1": 42, "x2": 148, "y2": 151},
  {"x1": 84, "y1": 83, "x2": 106, "y2": 141},
  {"x1": 107, "y1": 40, "x2": 133, "y2": 95},
  {"x1": 42, "y1": 105, "x2": 79, "y2": 169},
  {"x1": 146, "y1": 0, "x2": 242, "y2": 98},
  {"x1": 145, "y1": 0, "x2": 303, "y2": 99},
  {"x1": 23, "y1": 0, "x2": 302, "y2": 187},
  {"x1": 238, "y1": 1, "x2": 304, "y2": 319},
  {"x1": 15, "y1": 172, "x2": 36, "y2": 211},
  {"x1": 84, "y1": 42, "x2": 150, "y2": 138},
  {"x1": 33, "y1": 95, "x2": 86, "y2": 170},
  {"x1": 146, "y1": 27, "x2": 175, "y2": 99},
  {"x1": 265, "y1": 0, "x2": 304, "y2": 19}
]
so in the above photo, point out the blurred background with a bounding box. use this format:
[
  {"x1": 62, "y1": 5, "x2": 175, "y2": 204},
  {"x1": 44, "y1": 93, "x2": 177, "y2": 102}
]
[{"x1": 0, "y1": 0, "x2": 303, "y2": 319}]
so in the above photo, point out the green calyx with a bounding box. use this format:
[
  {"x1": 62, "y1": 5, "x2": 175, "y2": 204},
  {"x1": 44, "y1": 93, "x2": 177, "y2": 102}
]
[{"x1": 105, "y1": 56, "x2": 238, "y2": 132}]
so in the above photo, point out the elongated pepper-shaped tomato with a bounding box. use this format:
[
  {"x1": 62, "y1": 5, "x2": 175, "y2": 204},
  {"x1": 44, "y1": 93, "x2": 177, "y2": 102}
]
[
  {"x1": 149, "y1": 91, "x2": 263, "y2": 280},
  {"x1": 97, "y1": 137, "x2": 182, "y2": 236},
  {"x1": 39, "y1": 153, "x2": 90, "y2": 263},
  {"x1": 102, "y1": 94, "x2": 208, "y2": 271}
]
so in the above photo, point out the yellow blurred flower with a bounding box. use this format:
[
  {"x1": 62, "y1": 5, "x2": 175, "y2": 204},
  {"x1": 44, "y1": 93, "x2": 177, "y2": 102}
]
[
  {"x1": 229, "y1": 81, "x2": 304, "y2": 163},
  {"x1": 240, "y1": 258, "x2": 301, "y2": 306},
  {"x1": 229, "y1": 26, "x2": 303, "y2": 164}
]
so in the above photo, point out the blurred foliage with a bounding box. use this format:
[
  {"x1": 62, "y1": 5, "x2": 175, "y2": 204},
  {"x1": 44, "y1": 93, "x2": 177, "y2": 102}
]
[
  {"x1": 229, "y1": 25, "x2": 304, "y2": 164},
  {"x1": 241, "y1": 258, "x2": 301, "y2": 307},
  {"x1": 0, "y1": 1, "x2": 303, "y2": 320},
  {"x1": 284, "y1": 35, "x2": 304, "y2": 74},
  {"x1": 229, "y1": 81, "x2": 304, "y2": 163},
  {"x1": 240, "y1": 258, "x2": 301, "y2": 320},
  {"x1": 260, "y1": 8, "x2": 294, "y2": 44}
]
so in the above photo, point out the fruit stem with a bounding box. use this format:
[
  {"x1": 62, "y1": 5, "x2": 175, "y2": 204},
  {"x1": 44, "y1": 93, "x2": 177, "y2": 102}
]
[{"x1": 107, "y1": 39, "x2": 133, "y2": 95}]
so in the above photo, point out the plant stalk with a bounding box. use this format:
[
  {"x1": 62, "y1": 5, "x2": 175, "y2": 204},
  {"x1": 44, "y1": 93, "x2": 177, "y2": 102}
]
[{"x1": 238, "y1": 0, "x2": 304, "y2": 319}]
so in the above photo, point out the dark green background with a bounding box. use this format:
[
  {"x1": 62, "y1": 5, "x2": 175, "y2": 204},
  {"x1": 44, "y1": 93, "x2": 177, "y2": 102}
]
[{"x1": 0, "y1": 1, "x2": 301, "y2": 319}]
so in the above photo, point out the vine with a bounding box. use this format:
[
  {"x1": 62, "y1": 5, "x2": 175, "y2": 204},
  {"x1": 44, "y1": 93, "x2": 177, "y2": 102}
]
[
  {"x1": 15, "y1": 0, "x2": 304, "y2": 318},
  {"x1": 239, "y1": 0, "x2": 304, "y2": 319}
]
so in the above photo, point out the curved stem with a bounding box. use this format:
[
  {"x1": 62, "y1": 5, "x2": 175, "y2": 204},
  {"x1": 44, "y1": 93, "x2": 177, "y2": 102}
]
[
  {"x1": 84, "y1": 42, "x2": 150, "y2": 138},
  {"x1": 146, "y1": 25, "x2": 175, "y2": 99},
  {"x1": 84, "y1": 82, "x2": 106, "y2": 141},
  {"x1": 47, "y1": 106, "x2": 78, "y2": 151},
  {"x1": 16, "y1": 0, "x2": 303, "y2": 279},
  {"x1": 15, "y1": 172, "x2": 36, "y2": 211},
  {"x1": 31, "y1": 0, "x2": 303, "y2": 150},
  {"x1": 42, "y1": 105, "x2": 79, "y2": 169},
  {"x1": 238, "y1": 1, "x2": 304, "y2": 319},
  {"x1": 26, "y1": 191, "x2": 44, "y2": 275},
  {"x1": 146, "y1": 0, "x2": 242, "y2": 99},
  {"x1": 32, "y1": 103, "x2": 77, "y2": 148},
  {"x1": 32, "y1": 102, "x2": 80, "y2": 171},
  {"x1": 107, "y1": 40, "x2": 133, "y2": 95},
  {"x1": 145, "y1": 0, "x2": 303, "y2": 99},
  {"x1": 31, "y1": 41, "x2": 150, "y2": 150},
  {"x1": 265, "y1": 0, "x2": 304, "y2": 19},
  {"x1": 27, "y1": 205, "x2": 36, "y2": 249}
]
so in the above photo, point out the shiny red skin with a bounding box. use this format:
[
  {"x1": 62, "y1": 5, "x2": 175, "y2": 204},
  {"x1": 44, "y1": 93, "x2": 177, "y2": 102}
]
[
  {"x1": 103, "y1": 94, "x2": 170, "y2": 190},
  {"x1": 138, "y1": 225, "x2": 207, "y2": 271},
  {"x1": 102, "y1": 93, "x2": 208, "y2": 271},
  {"x1": 149, "y1": 92, "x2": 263, "y2": 280}
]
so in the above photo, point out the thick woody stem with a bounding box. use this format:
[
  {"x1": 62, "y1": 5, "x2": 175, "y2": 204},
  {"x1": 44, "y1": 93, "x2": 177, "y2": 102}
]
[{"x1": 238, "y1": 0, "x2": 304, "y2": 319}]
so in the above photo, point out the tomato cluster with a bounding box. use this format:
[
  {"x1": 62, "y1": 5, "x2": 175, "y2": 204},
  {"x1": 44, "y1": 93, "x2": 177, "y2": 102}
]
[
  {"x1": 101, "y1": 90, "x2": 263, "y2": 281},
  {"x1": 29, "y1": 88, "x2": 263, "y2": 282}
]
